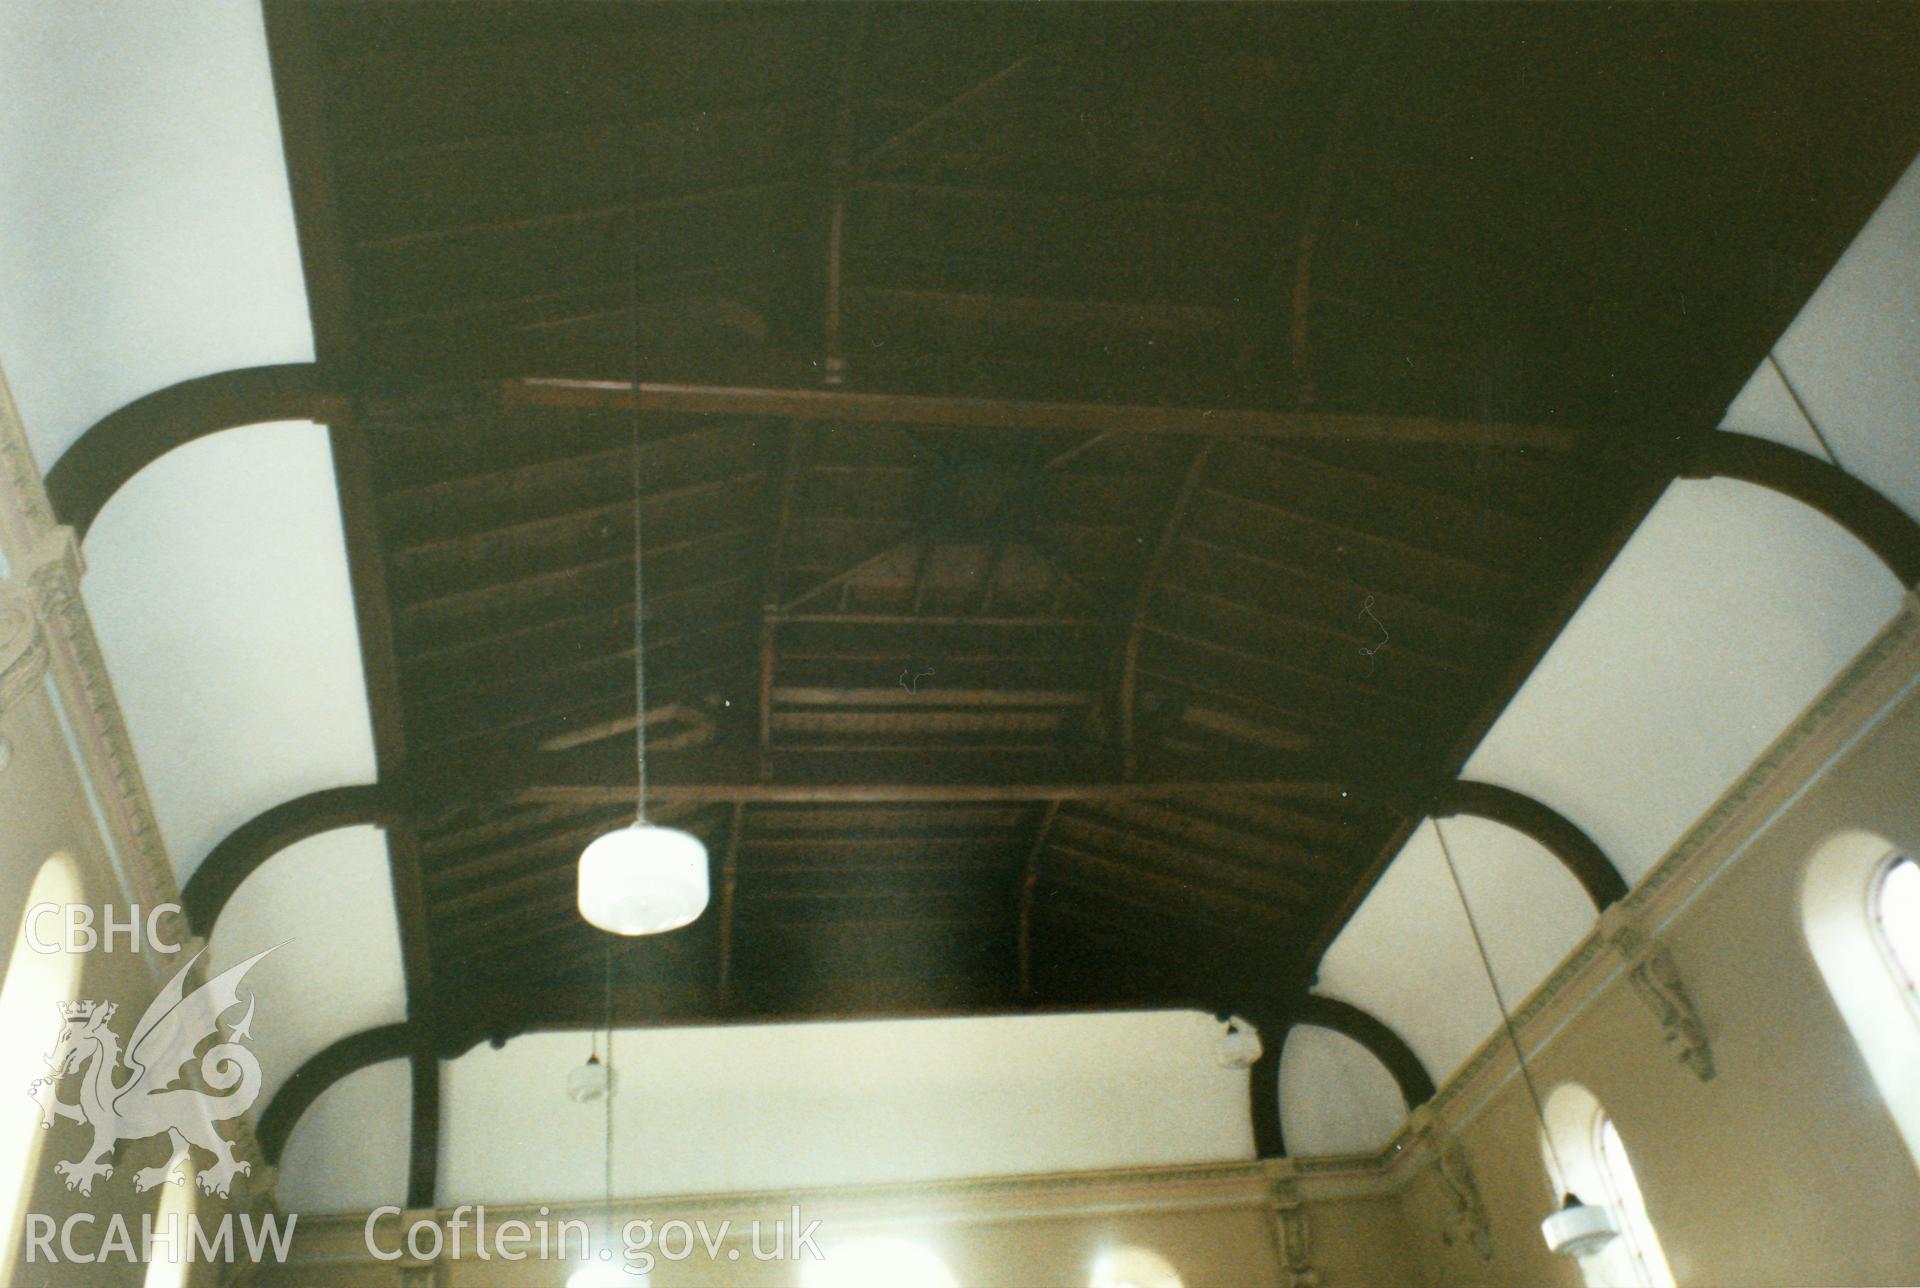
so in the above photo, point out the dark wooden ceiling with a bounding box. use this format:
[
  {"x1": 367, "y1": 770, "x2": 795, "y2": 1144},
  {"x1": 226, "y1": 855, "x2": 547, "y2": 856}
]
[{"x1": 264, "y1": 1, "x2": 1920, "y2": 1044}]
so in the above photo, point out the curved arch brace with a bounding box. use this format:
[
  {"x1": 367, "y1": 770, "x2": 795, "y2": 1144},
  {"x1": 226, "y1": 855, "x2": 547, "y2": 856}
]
[
  {"x1": 1430, "y1": 780, "x2": 1628, "y2": 910},
  {"x1": 1293, "y1": 994, "x2": 1436, "y2": 1112},
  {"x1": 181, "y1": 783, "x2": 399, "y2": 938},
  {"x1": 256, "y1": 1022, "x2": 412, "y2": 1165},
  {"x1": 1690, "y1": 431, "x2": 1920, "y2": 587},
  {"x1": 44, "y1": 363, "x2": 343, "y2": 539},
  {"x1": 1246, "y1": 995, "x2": 1434, "y2": 1159}
]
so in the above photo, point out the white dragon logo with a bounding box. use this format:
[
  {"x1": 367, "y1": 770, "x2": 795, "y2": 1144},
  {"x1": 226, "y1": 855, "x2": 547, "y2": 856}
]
[{"x1": 28, "y1": 947, "x2": 273, "y2": 1199}]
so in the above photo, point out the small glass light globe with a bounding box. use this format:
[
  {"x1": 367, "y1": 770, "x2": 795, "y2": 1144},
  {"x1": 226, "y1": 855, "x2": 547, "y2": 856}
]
[
  {"x1": 577, "y1": 822, "x2": 710, "y2": 935},
  {"x1": 565, "y1": 1055, "x2": 612, "y2": 1104}
]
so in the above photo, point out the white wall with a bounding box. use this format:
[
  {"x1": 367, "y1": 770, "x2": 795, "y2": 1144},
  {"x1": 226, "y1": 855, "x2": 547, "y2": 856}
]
[
  {"x1": 0, "y1": 0, "x2": 312, "y2": 467},
  {"x1": 431, "y1": 1010, "x2": 1254, "y2": 1210},
  {"x1": 1464, "y1": 478, "x2": 1901, "y2": 879},
  {"x1": 208, "y1": 825, "x2": 408, "y2": 1109},
  {"x1": 83, "y1": 422, "x2": 376, "y2": 882},
  {"x1": 1317, "y1": 816, "x2": 1594, "y2": 1084}
]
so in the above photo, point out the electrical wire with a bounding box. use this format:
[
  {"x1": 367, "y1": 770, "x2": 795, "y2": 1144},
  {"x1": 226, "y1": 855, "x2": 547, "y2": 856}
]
[
  {"x1": 602, "y1": 940, "x2": 616, "y2": 1239},
  {"x1": 626, "y1": 77, "x2": 649, "y2": 823},
  {"x1": 1431, "y1": 816, "x2": 1572, "y2": 1189}
]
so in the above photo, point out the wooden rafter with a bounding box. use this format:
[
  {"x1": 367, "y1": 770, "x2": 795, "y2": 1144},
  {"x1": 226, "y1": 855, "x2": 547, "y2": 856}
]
[
  {"x1": 716, "y1": 800, "x2": 746, "y2": 998},
  {"x1": 1015, "y1": 799, "x2": 1061, "y2": 997},
  {"x1": 1120, "y1": 442, "x2": 1213, "y2": 774}
]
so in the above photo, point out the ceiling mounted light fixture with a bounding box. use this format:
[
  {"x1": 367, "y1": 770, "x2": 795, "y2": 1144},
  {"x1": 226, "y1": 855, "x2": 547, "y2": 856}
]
[{"x1": 576, "y1": 104, "x2": 709, "y2": 937}]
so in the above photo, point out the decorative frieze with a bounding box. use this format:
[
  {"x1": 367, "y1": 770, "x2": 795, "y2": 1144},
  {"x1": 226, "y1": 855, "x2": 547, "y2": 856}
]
[{"x1": 24, "y1": 525, "x2": 178, "y2": 917}]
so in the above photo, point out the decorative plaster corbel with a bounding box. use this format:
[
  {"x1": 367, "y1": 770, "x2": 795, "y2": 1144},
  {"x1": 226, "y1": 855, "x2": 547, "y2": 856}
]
[
  {"x1": 1434, "y1": 1140, "x2": 1494, "y2": 1263},
  {"x1": 0, "y1": 580, "x2": 49, "y2": 716},
  {"x1": 1608, "y1": 922, "x2": 1715, "y2": 1082},
  {"x1": 1266, "y1": 1175, "x2": 1318, "y2": 1288}
]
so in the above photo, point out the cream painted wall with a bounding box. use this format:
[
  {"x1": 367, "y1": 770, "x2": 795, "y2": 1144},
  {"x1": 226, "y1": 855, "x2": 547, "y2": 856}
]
[
  {"x1": 0, "y1": 585, "x2": 260, "y2": 1288},
  {"x1": 435, "y1": 1011, "x2": 1253, "y2": 1211},
  {"x1": 1397, "y1": 621, "x2": 1920, "y2": 1287},
  {"x1": 263, "y1": 1164, "x2": 1434, "y2": 1288}
]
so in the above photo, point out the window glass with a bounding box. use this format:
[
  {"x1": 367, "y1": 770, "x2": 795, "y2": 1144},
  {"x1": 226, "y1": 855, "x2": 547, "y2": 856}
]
[
  {"x1": 1090, "y1": 1246, "x2": 1184, "y2": 1288},
  {"x1": 802, "y1": 1237, "x2": 957, "y2": 1288},
  {"x1": 1873, "y1": 856, "x2": 1920, "y2": 1000},
  {"x1": 1542, "y1": 1084, "x2": 1674, "y2": 1288},
  {"x1": 1804, "y1": 834, "x2": 1920, "y2": 1166},
  {"x1": 142, "y1": 1170, "x2": 194, "y2": 1288},
  {"x1": 1, "y1": 857, "x2": 85, "y2": 1269},
  {"x1": 1596, "y1": 1115, "x2": 1675, "y2": 1288}
]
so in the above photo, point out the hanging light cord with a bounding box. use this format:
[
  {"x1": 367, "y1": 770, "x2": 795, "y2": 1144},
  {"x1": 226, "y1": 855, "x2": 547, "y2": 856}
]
[
  {"x1": 626, "y1": 90, "x2": 650, "y2": 824},
  {"x1": 601, "y1": 941, "x2": 616, "y2": 1238},
  {"x1": 1431, "y1": 817, "x2": 1572, "y2": 1188}
]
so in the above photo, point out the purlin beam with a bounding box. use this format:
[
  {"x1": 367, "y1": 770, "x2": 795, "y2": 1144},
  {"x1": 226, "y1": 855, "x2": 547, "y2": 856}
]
[
  {"x1": 265, "y1": 0, "x2": 449, "y2": 1212},
  {"x1": 505, "y1": 378, "x2": 1583, "y2": 452}
]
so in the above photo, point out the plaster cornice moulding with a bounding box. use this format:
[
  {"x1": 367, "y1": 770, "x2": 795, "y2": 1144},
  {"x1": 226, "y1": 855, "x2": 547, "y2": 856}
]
[
  {"x1": 1363, "y1": 587, "x2": 1920, "y2": 1183},
  {"x1": 0, "y1": 360, "x2": 182, "y2": 966}
]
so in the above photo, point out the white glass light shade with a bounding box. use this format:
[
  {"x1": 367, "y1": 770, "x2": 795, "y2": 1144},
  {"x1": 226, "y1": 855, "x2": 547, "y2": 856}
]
[
  {"x1": 1541, "y1": 1196, "x2": 1620, "y2": 1257},
  {"x1": 577, "y1": 823, "x2": 710, "y2": 935}
]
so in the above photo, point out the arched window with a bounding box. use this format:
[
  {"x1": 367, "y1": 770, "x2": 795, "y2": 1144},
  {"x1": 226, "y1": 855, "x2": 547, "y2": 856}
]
[
  {"x1": 142, "y1": 1169, "x2": 195, "y2": 1288},
  {"x1": 1803, "y1": 832, "x2": 1920, "y2": 1168},
  {"x1": 1090, "y1": 1246, "x2": 1184, "y2": 1288},
  {"x1": 1, "y1": 855, "x2": 85, "y2": 1270},
  {"x1": 1872, "y1": 855, "x2": 1919, "y2": 1007},
  {"x1": 1541, "y1": 1084, "x2": 1675, "y2": 1288},
  {"x1": 802, "y1": 1236, "x2": 957, "y2": 1288}
]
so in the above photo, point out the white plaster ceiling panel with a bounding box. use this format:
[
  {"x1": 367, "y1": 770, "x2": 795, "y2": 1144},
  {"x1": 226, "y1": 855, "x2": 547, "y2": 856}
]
[
  {"x1": 439, "y1": 1010, "x2": 1251, "y2": 1205},
  {"x1": 0, "y1": 0, "x2": 312, "y2": 468},
  {"x1": 1278, "y1": 1024, "x2": 1407, "y2": 1158},
  {"x1": 1717, "y1": 356, "x2": 1831, "y2": 460},
  {"x1": 1316, "y1": 816, "x2": 1594, "y2": 1083},
  {"x1": 1463, "y1": 478, "x2": 1902, "y2": 881},
  {"x1": 276, "y1": 1058, "x2": 411, "y2": 1217},
  {"x1": 1720, "y1": 151, "x2": 1920, "y2": 522},
  {"x1": 207, "y1": 825, "x2": 407, "y2": 1110},
  {"x1": 83, "y1": 421, "x2": 377, "y2": 883}
]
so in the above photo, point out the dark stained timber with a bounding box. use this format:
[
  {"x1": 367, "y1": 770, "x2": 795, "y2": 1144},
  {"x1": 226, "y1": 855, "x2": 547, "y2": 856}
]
[{"x1": 257, "y1": 0, "x2": 1920, "y2": 1123}]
